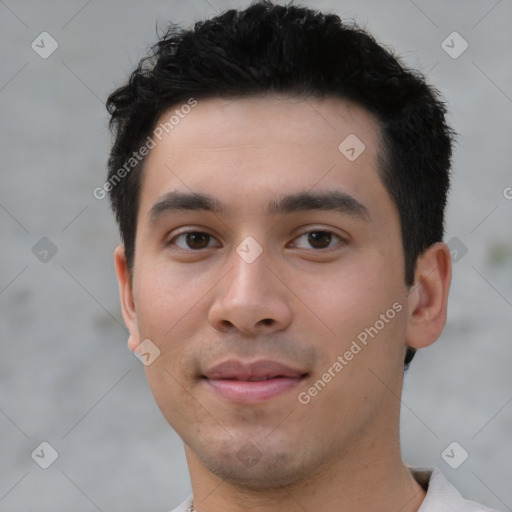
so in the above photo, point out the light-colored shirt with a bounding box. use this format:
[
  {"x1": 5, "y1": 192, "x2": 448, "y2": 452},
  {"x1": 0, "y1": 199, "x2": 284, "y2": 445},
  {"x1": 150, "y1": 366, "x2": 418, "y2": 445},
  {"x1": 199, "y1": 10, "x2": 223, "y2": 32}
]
[
  {"x1": 168, "y1": 466, "x2": 500, "y2": 512},
  {"x1": 410, "y1": 466, "x2": 499, "y2": 511}
]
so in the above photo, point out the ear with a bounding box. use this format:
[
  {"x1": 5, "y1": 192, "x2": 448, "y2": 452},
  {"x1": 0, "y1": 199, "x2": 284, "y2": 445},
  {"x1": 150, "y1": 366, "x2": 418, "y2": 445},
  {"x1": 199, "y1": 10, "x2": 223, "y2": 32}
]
[
  {"x1": 114, "y1": 244, "x2": 141, "y2": 351},
  {"x1": 405, "y1": 242, "x2": 452, "y2": 349}
]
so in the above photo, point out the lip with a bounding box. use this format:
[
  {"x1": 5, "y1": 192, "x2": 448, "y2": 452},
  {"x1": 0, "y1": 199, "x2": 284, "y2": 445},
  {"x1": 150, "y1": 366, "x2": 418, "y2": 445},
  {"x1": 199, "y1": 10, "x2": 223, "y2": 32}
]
[{"x1": 202, "y1": 359, "x2": 307, "y2": 404}]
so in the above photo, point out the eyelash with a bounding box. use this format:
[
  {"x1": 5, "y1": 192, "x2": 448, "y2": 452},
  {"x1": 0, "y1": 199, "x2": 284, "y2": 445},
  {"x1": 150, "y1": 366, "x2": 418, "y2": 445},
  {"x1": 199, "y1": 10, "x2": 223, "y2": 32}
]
[{"x1": 167, "y1": 229, "x2": 346, "y2": 252}]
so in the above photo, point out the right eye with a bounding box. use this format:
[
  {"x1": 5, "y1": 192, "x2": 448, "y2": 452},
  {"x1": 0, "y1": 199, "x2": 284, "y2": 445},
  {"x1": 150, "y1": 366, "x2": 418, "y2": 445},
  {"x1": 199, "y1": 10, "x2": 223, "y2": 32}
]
[{"x1": 168, "y1": 230, "x2": 221, "y2": 251}]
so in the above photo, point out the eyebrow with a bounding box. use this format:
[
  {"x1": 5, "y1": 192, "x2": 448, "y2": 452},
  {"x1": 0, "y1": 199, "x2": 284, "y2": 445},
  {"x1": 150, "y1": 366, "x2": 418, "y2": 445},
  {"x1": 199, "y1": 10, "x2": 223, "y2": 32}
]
[{"x1": 147, "y1": 189, "x2": 370, "y2": 224}]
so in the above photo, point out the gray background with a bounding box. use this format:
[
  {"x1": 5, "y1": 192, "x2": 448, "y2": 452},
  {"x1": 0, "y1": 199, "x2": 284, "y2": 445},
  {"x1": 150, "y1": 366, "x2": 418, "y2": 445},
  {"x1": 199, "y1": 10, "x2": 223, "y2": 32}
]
[{"x1": 1, "y1": 0, "x2": 511, "y2": 511}]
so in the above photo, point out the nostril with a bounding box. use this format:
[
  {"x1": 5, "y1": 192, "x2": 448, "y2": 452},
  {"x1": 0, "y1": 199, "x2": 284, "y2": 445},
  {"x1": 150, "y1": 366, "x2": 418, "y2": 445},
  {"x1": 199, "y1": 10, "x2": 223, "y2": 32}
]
[{"x1": 261, "y1": 318, "x2": 273, "y2": 326}]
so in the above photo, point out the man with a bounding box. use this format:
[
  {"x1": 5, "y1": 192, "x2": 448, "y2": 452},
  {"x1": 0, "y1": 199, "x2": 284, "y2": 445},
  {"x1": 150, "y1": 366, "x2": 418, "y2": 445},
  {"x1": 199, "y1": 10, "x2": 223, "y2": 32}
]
[{"x1": 105, "y1": 2, "x2": 498, "y2": 511}]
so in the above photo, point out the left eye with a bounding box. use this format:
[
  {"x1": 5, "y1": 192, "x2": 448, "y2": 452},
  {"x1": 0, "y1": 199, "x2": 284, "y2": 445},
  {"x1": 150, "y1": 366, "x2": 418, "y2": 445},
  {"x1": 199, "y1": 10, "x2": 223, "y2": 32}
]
[{"x1": 290, "y1": 231, "x2": 343, "y2": 250}]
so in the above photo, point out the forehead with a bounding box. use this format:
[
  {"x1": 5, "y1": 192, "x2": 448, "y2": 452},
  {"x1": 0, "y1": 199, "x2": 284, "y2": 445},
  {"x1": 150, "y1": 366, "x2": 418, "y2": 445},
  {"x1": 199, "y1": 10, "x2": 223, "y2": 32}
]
[{"x1": 137, "y1": 95, "x2": 388, "y2": 224}]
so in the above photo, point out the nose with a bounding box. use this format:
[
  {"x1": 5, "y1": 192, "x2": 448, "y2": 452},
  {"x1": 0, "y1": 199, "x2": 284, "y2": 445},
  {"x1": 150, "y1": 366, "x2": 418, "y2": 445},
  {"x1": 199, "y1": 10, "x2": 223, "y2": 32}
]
[{"x1": 207, "y1": 244, "x2": 293, "y2": 336}]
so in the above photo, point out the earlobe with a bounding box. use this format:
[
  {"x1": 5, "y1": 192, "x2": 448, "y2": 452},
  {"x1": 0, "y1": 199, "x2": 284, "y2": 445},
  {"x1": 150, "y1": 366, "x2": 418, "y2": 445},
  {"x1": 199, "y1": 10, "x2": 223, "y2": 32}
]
[
  {"x1": 405, "y1": 242, "x2": 452, "y2": 350},
  {"x1": 127, "y1": 334, "x2": 138, "y2": 352},
  {"x1": 114, "y1": 245, "x2": 141, "y2": 350}
]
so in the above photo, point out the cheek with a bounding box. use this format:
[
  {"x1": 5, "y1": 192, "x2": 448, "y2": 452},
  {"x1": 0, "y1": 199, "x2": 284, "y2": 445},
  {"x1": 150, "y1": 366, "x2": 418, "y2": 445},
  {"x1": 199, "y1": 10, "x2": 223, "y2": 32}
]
[
  {"x1": 134, "y1": 259, "x2": 202, "y2": 332},
  {"x1": 295, "y1": 251, "x2": 407, "y2": 382},
  {"x1": 298, "y1": 259, "x2": 395, "y2": 333},
  {"x1": 134, "y1": 264, "x2": 205, "y2": 422},
  {"x1": 132, "y1": 261, "x2": 211, "y2": 379},
  {"x1": 296, "y1": 267, "x2": 407, "y2": 429}
]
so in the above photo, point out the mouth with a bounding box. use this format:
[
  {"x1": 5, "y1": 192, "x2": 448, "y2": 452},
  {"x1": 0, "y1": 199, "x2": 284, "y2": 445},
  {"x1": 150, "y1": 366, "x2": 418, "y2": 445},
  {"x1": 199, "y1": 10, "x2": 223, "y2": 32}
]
[{"x1": 202, "y1": 359, "x2": 308, "y2": 404}]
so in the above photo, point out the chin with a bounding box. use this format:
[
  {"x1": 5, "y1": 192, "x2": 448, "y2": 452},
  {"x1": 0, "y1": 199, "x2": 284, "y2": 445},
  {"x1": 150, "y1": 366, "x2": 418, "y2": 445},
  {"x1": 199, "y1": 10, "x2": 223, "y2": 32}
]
[{"x1": 194, "y1": 437, "x2": 320, "y2": 490}]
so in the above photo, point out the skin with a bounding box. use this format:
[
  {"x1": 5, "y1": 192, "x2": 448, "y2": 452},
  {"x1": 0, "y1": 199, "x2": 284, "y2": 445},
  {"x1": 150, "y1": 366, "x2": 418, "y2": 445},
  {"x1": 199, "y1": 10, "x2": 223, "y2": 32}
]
[{"x1": 115, "y1": 95, "x2": 452, "y2": 512}]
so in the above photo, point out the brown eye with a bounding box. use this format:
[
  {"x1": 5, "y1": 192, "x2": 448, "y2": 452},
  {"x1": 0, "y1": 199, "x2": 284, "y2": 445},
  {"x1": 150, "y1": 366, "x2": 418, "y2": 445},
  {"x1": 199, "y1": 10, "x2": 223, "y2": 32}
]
[
  {"x1": 185, "y1": 232, "x2": 210, "y2": 249},
  {"x1": 291, "y1": 230, "x2": 343, "y2": 250},
  {"x1": 307, "y1": 231, "x2": 332, "y2": 249},
  {"x1": 169, "y1": 231, "x2": 219, "y2": 250}
]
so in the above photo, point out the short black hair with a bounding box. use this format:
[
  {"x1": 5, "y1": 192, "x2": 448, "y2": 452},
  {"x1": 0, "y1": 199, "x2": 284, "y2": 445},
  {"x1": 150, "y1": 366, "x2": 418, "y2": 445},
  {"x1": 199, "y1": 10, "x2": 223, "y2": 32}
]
[{"x1": 106, "y1": 0, "x2": 455, "y2": 369}]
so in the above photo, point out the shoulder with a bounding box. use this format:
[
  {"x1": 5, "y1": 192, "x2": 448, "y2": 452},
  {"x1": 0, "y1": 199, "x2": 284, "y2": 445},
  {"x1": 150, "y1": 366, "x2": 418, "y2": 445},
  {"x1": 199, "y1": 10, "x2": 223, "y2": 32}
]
[
  {"x1": 409, "y1": 466, "x2": 501, "y2": 512},
  {"x1": 167, "y1": 495, "x2": 193, "y2": 512}
]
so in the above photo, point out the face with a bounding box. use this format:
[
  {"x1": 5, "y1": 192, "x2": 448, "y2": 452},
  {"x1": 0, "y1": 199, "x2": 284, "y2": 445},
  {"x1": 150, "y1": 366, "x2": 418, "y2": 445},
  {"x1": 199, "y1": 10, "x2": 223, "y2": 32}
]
[{"x1": 119, "y1": 95, "x2": 413, "y2": 488}]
